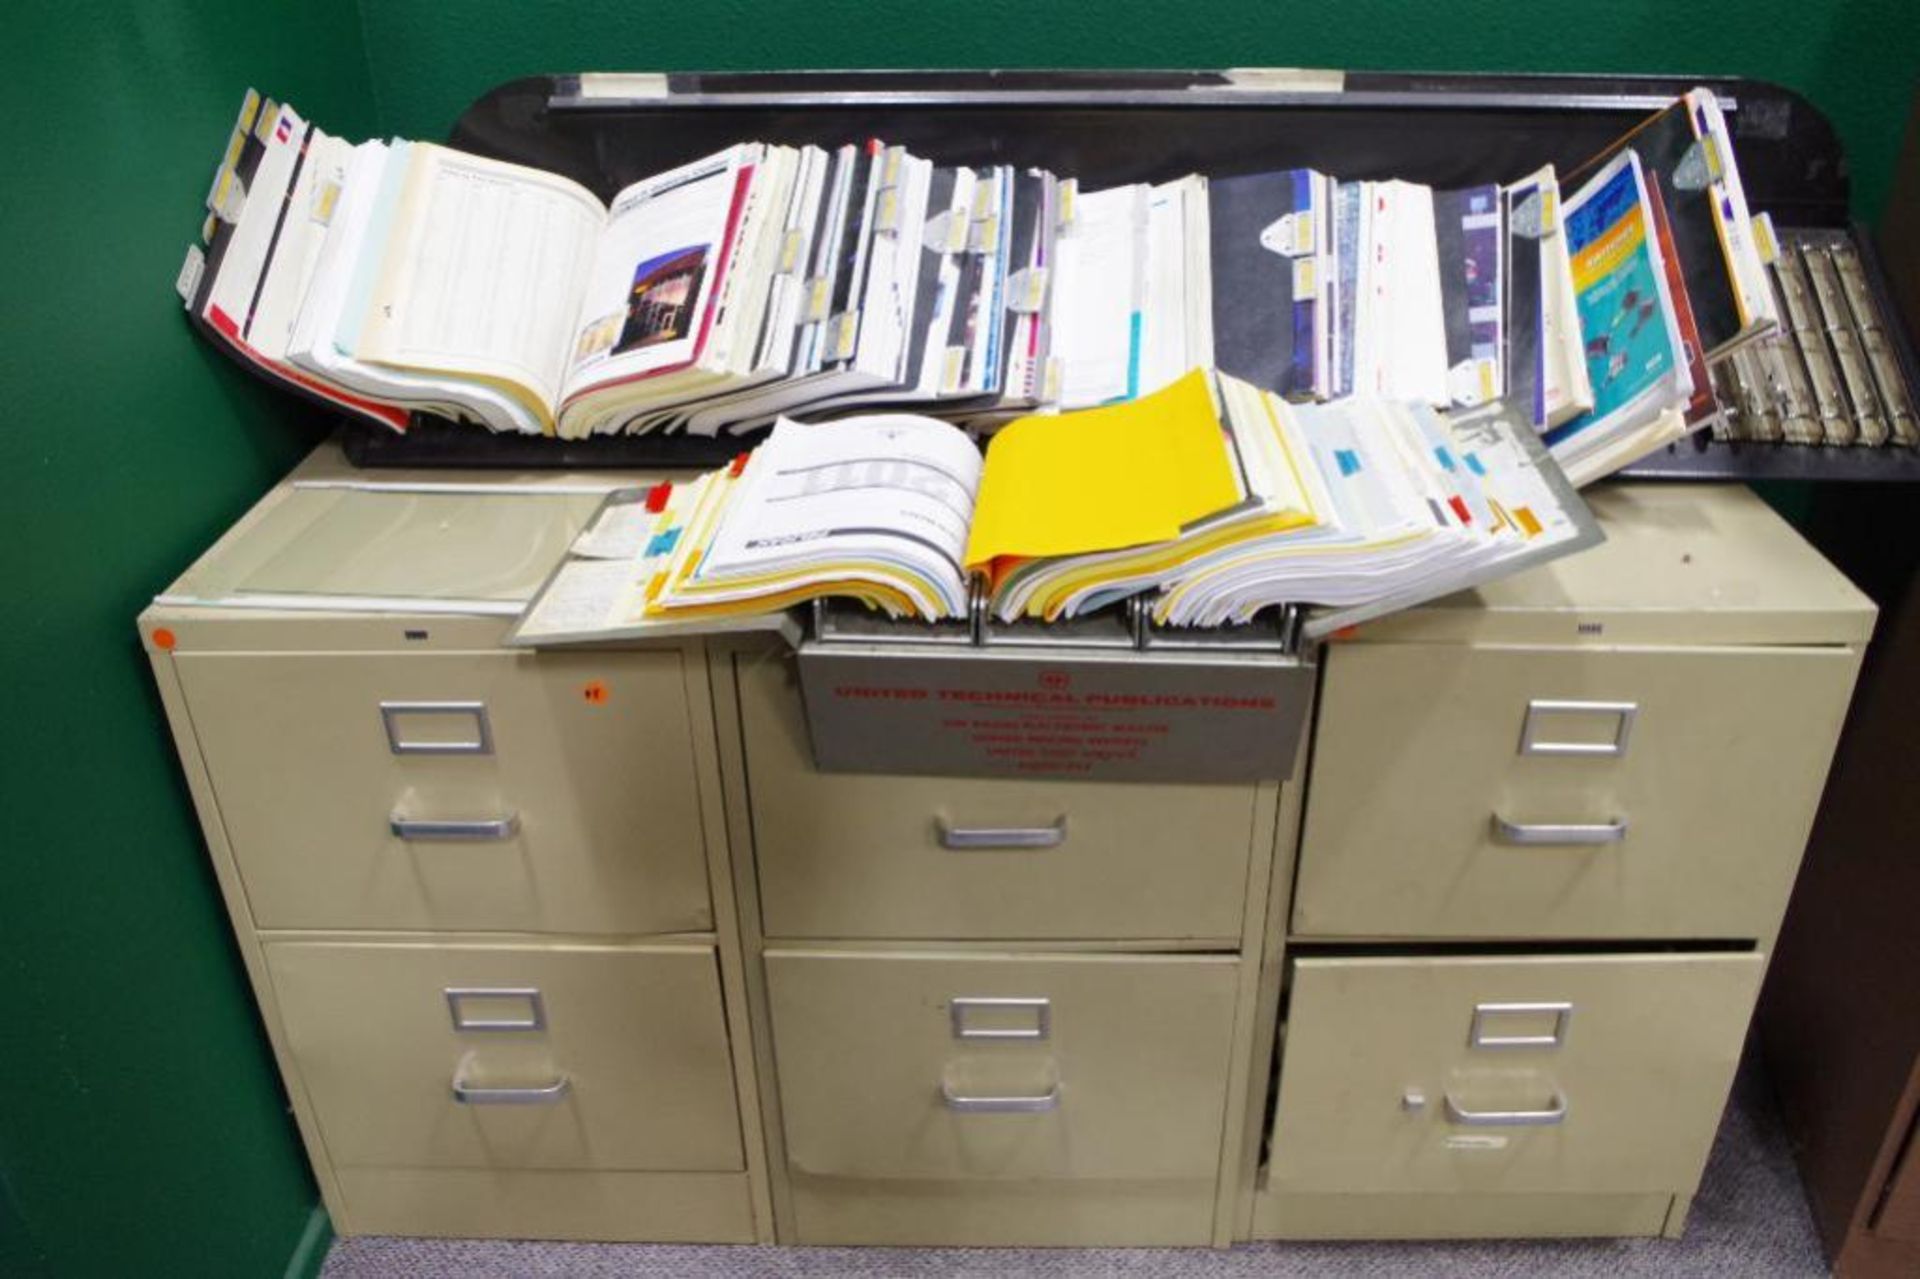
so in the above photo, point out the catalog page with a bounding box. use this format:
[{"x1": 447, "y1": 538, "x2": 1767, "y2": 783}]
[
  {"x1": 352, "y1": 143, "x2": 605, "y2": 425},
  {"x1": 561, "y1": 146, "x2": 753, "y2": 400}
]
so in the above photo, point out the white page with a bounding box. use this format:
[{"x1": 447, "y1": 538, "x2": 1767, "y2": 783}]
[
  {"x1": 353, "y1": 143, "x2": 605, "y2": 417},
  {"x1": 205, "y1": 105, "x2": 310, "y2": 335},
  {"x1": 570, "y1": 500, "x2": 655, "y2": 559},
  {"x1": 910, "y1": 167, "x2": 976, "y2": 397},
  {"x1": 854, "y1": 154, "x2": 934, "y2": 379},
  {"x1": 1054, "y1": 184, "x2": 1146, "y2": 408},
  {"x1": 247, "y1": 131, "x2": 350, "y2": 360},
  {"x1": 1540, "y1": 199, "x2": 1593, "y2": 425},
  {"x1": 1182, "y1": 176, "x2": 1215, "y2": 375},
  {"x1": 702, "y1": 145, "x2": 796, "y2": 377},
  {"x1": 1353, "y1": 182, "x2": 1388, "y2": 398},
  {"x1": 754, "y1": 146, "x2": 830, "y2": 373},
  {"x1": 963, "y1": 166, "x2": 1012, "y2": 393},
  {"x1": 286, "y1": 144, "x2": 539, "y2": 433},
  {"x1": 696, "y1": 415, "x2": 982, "y2": 615},
  {"x1": 791, "y1": 144, "x2": 858, "y2": 376},
  {"x1": 1383, "y1": 181, "x2": 1450, "y2": 405},
  {"x1": 514, "y1": 558, "x2": 648, "y2": 639},
  {"x1": 1139, "y1": 177, "x2": 1192, "y2": 396}
]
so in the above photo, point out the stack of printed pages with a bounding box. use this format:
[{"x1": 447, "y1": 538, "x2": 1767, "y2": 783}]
[
  {"x1": 182, "y1": 86, "x2": 1774, "y2": 487},
  {"x1": 507, "y1": 370, "x2": 1600, "y2": 645}
]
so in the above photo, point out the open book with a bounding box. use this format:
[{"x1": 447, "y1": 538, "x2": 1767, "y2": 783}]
[
  {"x1": 184, "y1": 97, "x2": 1062, "y2": 441},
  {"x1": 211, "y1": 131, "x2": 801, "y2": 438},
  {"x1": 509, "y1": 369, "x2": 1599, "y2": 646}
]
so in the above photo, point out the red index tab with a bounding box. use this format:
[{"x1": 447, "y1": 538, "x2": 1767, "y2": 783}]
[
  {"x1": 644, "y1": 481, "x2": 672, "y2": 513},
  {"x1": 1448, "y1": 495, "x2": 1472, "y2": 525},
  {"x1": 729, "y1": 452, "x2": 750, "y2": 478}
]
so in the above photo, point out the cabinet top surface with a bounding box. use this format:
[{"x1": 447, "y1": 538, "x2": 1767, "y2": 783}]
[
  {"x1": 143, "y1": 448, "x2": 1872, "y2": 653},
  {"x1": 142, "y1": 442, "x2": 695, "y2": 644},
  {"x1": 1339, "y1": 483, "x2": 1874, "y2": 649}
]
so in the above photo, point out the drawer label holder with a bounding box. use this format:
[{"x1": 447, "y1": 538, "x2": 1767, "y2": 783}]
[{"x1": 796, "y1": 599, "x2": 1314, "y2": 783}]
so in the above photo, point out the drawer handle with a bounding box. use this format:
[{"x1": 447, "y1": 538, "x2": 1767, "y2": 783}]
[
  {"x1": 1491, "y1": 814, "x2": 1627, "y2": 845},
  {"x1": 950, "y1": 996, "x2": 1051, "y2": 1041},
  {"x1": 1444, "y1": 1091, "x2": 1568, "y2": 1127},
  {"x1": 391, "y1": 813, "x2": 521, "y2": 841},
  {"x1": 939, "y1": 1081, "x2": 1062, "y2": 1114},
  {"x1": 380, "y1": 701, "x2": 494, "y2": 755},
  {"x1": 1519, "y1": 699, "x2": 1637, "y2": 757},
  {"x1": 450, "y1": 1071, "x2": 572, "y2": 1106},
  {"x1": 935, "y1": 815, "x2": 1068, "y2": 850}
]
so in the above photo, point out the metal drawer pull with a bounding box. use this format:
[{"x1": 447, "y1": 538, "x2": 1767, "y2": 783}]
[
  {"x1": 1491, "y1": 815, "x2": 1627, "y2": 845},
  {"x1": 380, "y1": 701, "x2": 494, "y2": 755},
  {"x1": 1520, "y1": 699, "x2": 1637, "y2": 757},
  {"x1": 445, "y1": 987, "x2": 547, "y2": 1033},
  {"x1": 391, "y1": 813, "x2": 520, "y2": 841},
  {"x1": 950, "y1": 996, "x2": 1051, "y2": 1041},
  {"x1": 935, "y1": 815, "x2": 1067, "y2": 850},
  {"x1": 1471, "y1": 1001, "x2": 1573, "y2": 1050},
  {"x1": 940, "y1": 1081, "x2": 1062, "y2": 1113},
  {"x1": 1444, "y1": 1092, "x2": 1568, "y2": 1127},
  {"x1": 450, "y1": 1072, "x2": 572, "y2": 1106}
]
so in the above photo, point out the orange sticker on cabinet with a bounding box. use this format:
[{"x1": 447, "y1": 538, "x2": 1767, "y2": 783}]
[
  {"x1": 581, "y1": 681, "x2": 609, "y2": 705},
  {"x1": 152, "y1": 627, "x2": 178, "y2": 651}
]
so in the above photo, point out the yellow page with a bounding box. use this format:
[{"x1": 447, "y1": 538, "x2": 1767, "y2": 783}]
[{"x1": 962, "y1": 369, "x2": 1241, "y2": 574}]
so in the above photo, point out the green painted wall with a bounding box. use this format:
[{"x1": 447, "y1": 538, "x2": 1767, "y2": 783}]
[
  {"x1": 358, "y1": 0, "x2": 1920, "y2": 222},
  {"x1": 0, "y1": 2, "x2": 378, "y2": 1276}
]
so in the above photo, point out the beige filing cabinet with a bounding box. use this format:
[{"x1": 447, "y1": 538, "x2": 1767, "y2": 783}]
[
  {"x1": 141, "y1": 447, "x2": 774, "y2": 1243},
  {"x1": 715, "y1": 638, "x2": 1288, "y2": 1245},
  {"x1": 1251, "y1": 483, "x2": 1872, "y2": 1241},
  {"x1": 147, "y1": 453, "x2": 1870, "y2": 1248}
]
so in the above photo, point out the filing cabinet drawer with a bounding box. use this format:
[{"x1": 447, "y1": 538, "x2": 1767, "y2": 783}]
[
  {"x1": 766, "y1": 949, "x2": 1239, "y2": 1244},
  {"x1": 740, "y1": 658, "x2": 1263, "y2": 942},
  {"x1": 266, "y1": 940, "x2": 744, "y2": 1174},
  {"x1": 178, "y1": 649, "x2": 712, "y2": 934},
  {"x1": 1294, "y1": 643, "x2": 1859, "y2": 938},
  {"x1": 1267, "y1": 952, "x2": 1763, "y2": 1197}
]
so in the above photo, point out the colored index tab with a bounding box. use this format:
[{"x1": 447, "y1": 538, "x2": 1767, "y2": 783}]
[
  {"x1": 1334, "y1": 448, "x2": 1362, "y2": 476},
  {"x1": 236, "y1": 88, "x2": 262, "y2": 133},
  {"x1": 1433, "y1": 445, "x2": 1457, "y2": 472},
  {"x1": 1464, "y1": 452, "x2": 1487, "y2": 476},
  {"x1": 644, "y1": 481, "x2": 673, "y2": 513},
  {"x1": 645, "y1": 527, "x2": 682, "y2": 558},
  {"x1": 729, "y1": 452, "x2": 751, "y2": 478}
]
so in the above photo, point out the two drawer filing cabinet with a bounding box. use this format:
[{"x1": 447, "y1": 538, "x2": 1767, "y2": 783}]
[{"x1": 144, "y1": 448, "x2": 1872, "y2": 1245}]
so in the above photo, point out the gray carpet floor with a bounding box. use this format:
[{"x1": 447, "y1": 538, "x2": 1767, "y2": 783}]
[{"x1": 323, "y1": 1045, "x2": 1827, "y2": 1278}]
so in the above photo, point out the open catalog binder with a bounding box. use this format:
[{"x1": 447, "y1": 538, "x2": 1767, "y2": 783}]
[{"x1": 505, "y1": 389, "x2": 1601, "y2": 651}]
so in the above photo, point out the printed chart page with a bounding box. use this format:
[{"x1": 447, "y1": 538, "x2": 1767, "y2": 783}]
[{"x1": 353, "y1": 143, "x2": 605, "y2": 425}]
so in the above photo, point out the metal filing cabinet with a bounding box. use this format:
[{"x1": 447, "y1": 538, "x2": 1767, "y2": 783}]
[
  {"x1": 1250, "y1": 483, "x2": 1873, "y2": 1241},
  {"x1": 141, "y1": 447, "x2": 771, "y2": 1243},
  {"x1": 718, "y1": 644, "x2": 1290, "y2": 1245},
  {"x1": 148, "y1": 451, "x2": 1871, "y2": 1248}
]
